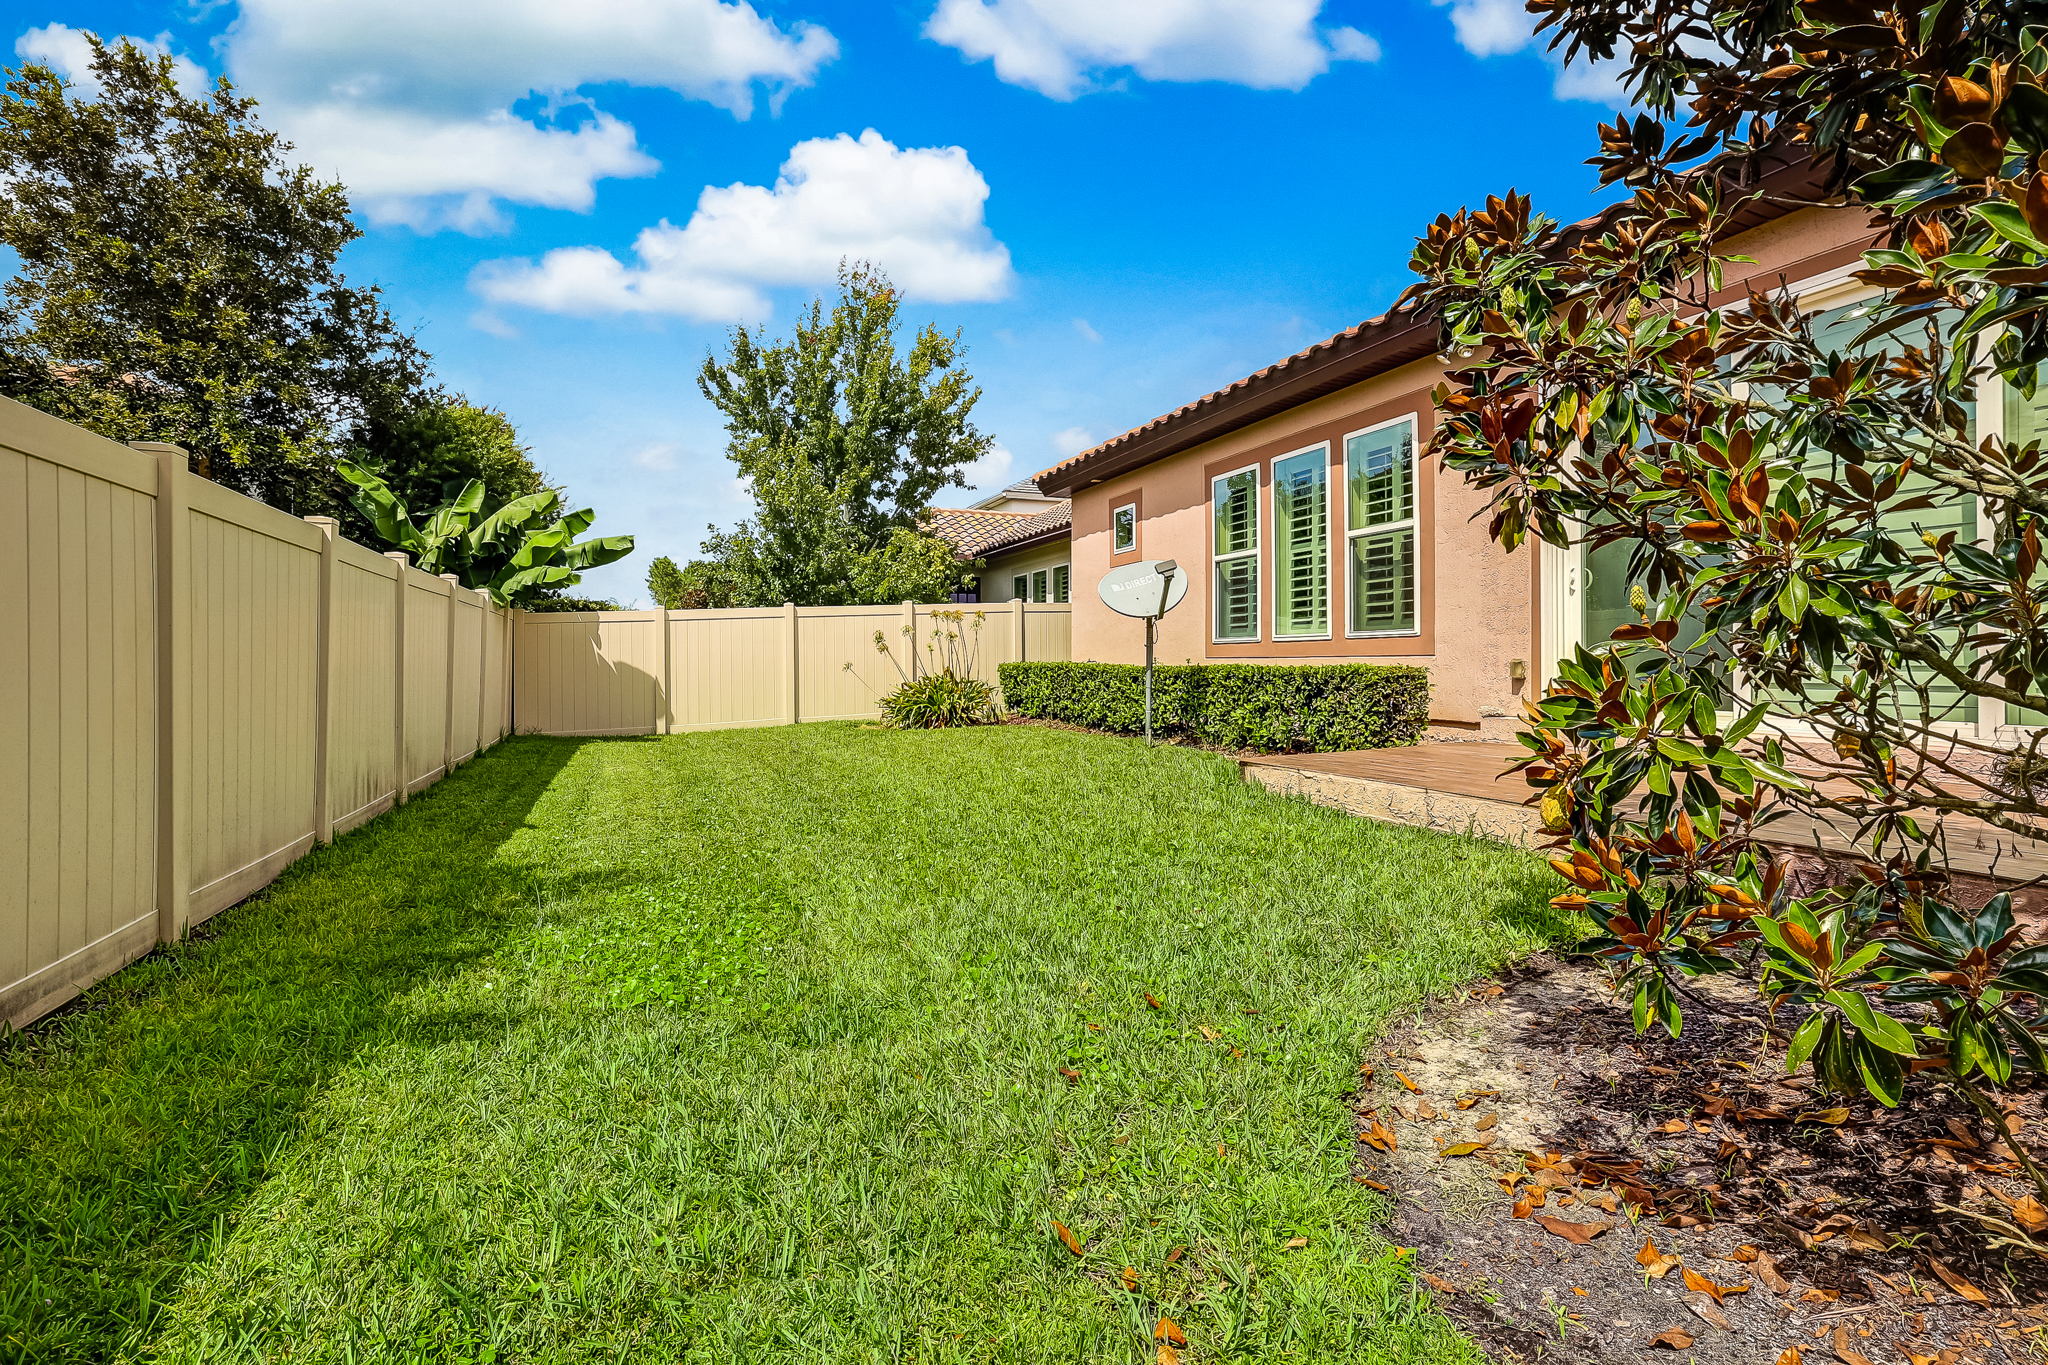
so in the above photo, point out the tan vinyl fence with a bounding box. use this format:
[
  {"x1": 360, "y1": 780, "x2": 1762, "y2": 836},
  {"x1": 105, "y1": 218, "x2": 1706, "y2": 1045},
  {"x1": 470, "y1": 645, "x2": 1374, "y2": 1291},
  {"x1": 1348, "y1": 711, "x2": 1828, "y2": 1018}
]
[
  {"x1": 2, "y1": 397, "x2": 513, "y2": 1030},
  {"x1": 513, "y1": 600, "x2": 1072, "y2": 736}
]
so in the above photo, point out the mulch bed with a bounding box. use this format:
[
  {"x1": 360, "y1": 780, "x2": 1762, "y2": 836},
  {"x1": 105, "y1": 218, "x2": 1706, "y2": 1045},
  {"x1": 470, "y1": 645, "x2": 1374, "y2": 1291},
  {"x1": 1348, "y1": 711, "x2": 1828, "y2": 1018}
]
[{"x1": 1356, "y1": 955, "x2": 2048, "y2": 1364}]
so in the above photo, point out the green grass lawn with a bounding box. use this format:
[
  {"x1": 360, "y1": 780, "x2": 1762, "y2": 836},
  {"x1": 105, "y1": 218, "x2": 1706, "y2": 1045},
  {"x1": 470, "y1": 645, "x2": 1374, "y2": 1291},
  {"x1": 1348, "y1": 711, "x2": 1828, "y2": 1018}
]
[{"x1": 0, "y1": 724, "x2": 1563, "y2": 1364}]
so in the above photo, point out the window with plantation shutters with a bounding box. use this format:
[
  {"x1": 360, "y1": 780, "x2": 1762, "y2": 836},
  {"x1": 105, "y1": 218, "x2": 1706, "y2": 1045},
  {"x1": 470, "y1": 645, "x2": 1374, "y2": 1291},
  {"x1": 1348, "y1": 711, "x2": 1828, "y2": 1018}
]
[
  {"x1": 1212, "y1": 465, "x2": 1260, "y2": 640},
  {"x1": 1031, "y1": 569, "x2": 1049, "y2": 603},
  {"x1": 1012, "y1": 574, "x2": 1028, "y2": 602},
  {"x1": 1271, "y1": 445, "x2": 1329, "y2": 637},
  {"x1": 1051, "y1": 564, "x2": 1070, "y2": 602},
  {"x1": 1345, "y1": 417, "x2": 1418, "y2": 635}
]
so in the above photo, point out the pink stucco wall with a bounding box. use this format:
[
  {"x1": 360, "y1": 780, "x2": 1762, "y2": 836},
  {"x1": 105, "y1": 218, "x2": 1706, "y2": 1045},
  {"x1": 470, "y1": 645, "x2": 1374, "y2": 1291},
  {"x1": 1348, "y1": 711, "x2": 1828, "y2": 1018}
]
[{"x1": 1060, "y1": 202, "x2": 1878, "y2": 735}]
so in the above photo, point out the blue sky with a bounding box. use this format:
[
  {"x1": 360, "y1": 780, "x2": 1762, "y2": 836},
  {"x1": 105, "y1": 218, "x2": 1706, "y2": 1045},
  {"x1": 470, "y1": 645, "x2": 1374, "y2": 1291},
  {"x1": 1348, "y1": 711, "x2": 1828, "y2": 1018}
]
[{"x1": 13, "y1": 0, "x2": 1627, "y2": 603}]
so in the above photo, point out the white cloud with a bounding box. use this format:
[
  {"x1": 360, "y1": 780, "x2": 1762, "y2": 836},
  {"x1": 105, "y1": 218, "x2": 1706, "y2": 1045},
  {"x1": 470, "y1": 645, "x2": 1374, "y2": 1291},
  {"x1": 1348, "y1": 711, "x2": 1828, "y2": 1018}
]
[
  {"x1": 1433, "y1": 0, "x2": 1528, "y2": 58},
  {"x1": 1052, "y1": 426, "x2": 1096, "y2": 457},
  {"x1": 630, "y1": 442, "x2": 683, "y2": 472},
  {"x1": 216, "y1": 0, "x2": 838, "y2": 232},
  {"x1": 1073, "y1": 318, "x2": 1102, "y2": 343},
  {"x1": 1432, "y1": 0, "x2": 1624, "y2": 101},
  {"x1": 15, "y1": 23, "x2": 207, "y2": 96},
  {"x1": 964, "y1": 440, "x2": 1015, "y2": 488},
  {"x1": 924, "y1": 0, "x2": 1378, "y2": 100},
  {"x1": 473, "y1": 129, "x2": 1013, "y2": 322}
]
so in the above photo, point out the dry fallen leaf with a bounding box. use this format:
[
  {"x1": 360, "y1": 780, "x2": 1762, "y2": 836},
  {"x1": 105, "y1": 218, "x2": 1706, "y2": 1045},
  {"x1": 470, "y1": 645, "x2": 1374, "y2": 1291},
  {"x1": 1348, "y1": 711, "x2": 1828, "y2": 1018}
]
[
  {"x1": 1153, "y1": 1318, "x2": 1187, "y2": 1347},
  {"x1": 1535, "y1": 1215, "x2": 1611, "y2": 1244},
  {"x1": 1635, "y1": 1237, "x2": 1682, "y2": 1279},
  {"x1": 1058, "y1": 1067, "x2": 1081, "y2": 1085},
  {"x1": 1361, "y1": 1120, "x2": 1399, "y2": 1152},
  {"x1": 1655, "y1": 1119, "x2": 1690, "y2": 1134},
  {"x1": 1052, "y1": 1220, "x2": 1084, "y2": 1257},
  {"x1": 1681, "y1": 1266, "x2": 1750, "y2": 1304},
  {"x1": 1393, "y1": 1071, "x2": 1421, "y2": 1093},
  {"x1": 1683, "y1": 1295, "x2": 1733, "y2": 1332},
  {"x1": 1727, "y1": 1244, "x2": 1761, "y2": 1263},
  {"x1": 1197, "y1": 1024, "x2": 1220, "y2": 1042},
  {"x1": 1165, "y1": 1246, "x2": 1185, "y2": 1265},
  {"x1": 1475, "y1": 1112, "x2": 1499, "y2": 1132},
  {"x1": 1156, "y1": 1344, "x2": 1179, "y2": 1365},
  {"x1": 1421, "y1": 1272, "x2": 1458, "y2": 1294},
  {"x1": 1648, "y1": 1327, "x2": 1696, "y2": 1349},
  {"x1": 1773, "y1": 1348, "x2": 1802, "y2": 1365},
  {"x1": 1796, "y1": 1106, "x2": 1850, "y2": 1125},
  {"x1": 1510, "y1": 1195, "x2": 1539, "y2": 1219},
  {"x1": 1120, "y1": 1267, "x2": 1140, "y2": 1292},
  {"x1": 1144, "y1": 993, "x2": 1163, "y2": 1010},
  {"x1": 1353, "y1": 1176, "x2": 1390, "y2": 1192},
  {"x1": 1414, "y1": 1098, "x2": 1441, "y2": 1120},
  {"x1": 1833, "y1": 1325, "x2": 1878, "y2": 1365},
  {"x1": 2005, "y1": 1193, "x2": 2048, "y2": 1233},
  {"x1": 1752, "y1": 1252, "x2": 1793, "y2": 1295},
  {"x1": 1439, "y1": 1140, "x2": 1493, "y2": 1158},
  {"x1": 1927, "y1": 1258, "x2": 1989, "y2": 1303},
  {"x1": 1283, "y1": 1237, "x2": 1308, "y2": 1251}
]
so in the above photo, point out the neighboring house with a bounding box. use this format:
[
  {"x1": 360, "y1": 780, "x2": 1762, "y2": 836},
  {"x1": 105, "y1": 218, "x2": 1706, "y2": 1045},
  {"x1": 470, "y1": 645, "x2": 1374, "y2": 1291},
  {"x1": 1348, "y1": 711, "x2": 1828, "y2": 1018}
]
[
  {"x1": 1033, "y1": 160, "x2": 1936, "y2": 737},
  {"x1": 927, "y1": 478, "x2": 1074, "y2": 603}
]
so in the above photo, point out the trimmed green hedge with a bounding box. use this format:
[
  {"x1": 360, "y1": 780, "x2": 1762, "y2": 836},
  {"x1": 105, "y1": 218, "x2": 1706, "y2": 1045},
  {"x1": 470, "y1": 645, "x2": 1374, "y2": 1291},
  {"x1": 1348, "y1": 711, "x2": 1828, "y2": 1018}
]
[{"x1": 997, "y1": 661, "x2": 1430, "y2": 753}]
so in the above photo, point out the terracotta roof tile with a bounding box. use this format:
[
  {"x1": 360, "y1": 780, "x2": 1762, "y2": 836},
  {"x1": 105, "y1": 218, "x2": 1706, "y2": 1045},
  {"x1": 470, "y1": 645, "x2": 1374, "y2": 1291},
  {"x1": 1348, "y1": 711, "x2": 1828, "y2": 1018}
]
[{"x1": 925, "y1": 501, "x2": 1071, "y2": 557}]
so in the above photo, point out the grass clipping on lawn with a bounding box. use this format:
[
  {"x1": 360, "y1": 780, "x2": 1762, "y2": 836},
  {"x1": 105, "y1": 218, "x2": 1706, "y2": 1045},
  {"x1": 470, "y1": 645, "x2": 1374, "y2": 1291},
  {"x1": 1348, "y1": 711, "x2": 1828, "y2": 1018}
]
[{"x1": 0, "y1": 723, "x2": 1563, "y2": 1363}]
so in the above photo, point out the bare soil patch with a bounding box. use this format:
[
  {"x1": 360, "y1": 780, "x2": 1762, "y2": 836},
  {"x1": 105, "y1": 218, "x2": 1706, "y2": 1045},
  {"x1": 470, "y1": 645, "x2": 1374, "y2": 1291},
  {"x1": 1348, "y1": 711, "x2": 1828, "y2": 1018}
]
[{"x1": 1357, "y1": 955, "x2": 2048, "y2": 1364}]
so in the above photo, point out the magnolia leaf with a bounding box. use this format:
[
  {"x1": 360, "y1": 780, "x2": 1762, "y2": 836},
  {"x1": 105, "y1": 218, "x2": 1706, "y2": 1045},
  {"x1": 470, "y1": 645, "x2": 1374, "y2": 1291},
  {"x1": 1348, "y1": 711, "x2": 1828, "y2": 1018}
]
[
  {"x1": 1635, "y1": 1237, "x2": 1682, "y2": 1278},
  {"x1": 1535, "y1": 1215, "x2": 1611, "y2": 1243}
]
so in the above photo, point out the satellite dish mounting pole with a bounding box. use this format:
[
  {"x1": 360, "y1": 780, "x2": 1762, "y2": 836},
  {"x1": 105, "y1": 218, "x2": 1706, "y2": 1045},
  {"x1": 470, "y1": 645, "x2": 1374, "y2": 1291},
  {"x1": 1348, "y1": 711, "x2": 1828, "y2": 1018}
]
[{"x1": 1144, "y1": 612, "x2": 1156, "y2": 746}]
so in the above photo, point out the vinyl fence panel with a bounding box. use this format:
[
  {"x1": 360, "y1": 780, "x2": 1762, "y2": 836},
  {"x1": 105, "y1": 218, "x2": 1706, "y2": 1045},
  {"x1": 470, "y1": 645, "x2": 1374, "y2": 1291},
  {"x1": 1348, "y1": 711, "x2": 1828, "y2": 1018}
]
[
  {"x1": 1, "y1": 403, "x2": 159, "y2": 1031},
  {"x1": 0, "y1": 397, "x2": 513, "y2": 1030},
  {"x1": 513, "y1": 598, "x2": 1072, "y2": 736}
]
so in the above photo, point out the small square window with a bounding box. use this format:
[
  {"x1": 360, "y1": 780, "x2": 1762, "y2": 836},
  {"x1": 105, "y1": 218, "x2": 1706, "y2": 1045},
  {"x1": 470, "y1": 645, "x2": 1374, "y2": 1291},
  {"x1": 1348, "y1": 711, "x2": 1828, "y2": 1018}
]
[{"x1": 1111, "y1": 503, "x2": 1137, "y2": 554}]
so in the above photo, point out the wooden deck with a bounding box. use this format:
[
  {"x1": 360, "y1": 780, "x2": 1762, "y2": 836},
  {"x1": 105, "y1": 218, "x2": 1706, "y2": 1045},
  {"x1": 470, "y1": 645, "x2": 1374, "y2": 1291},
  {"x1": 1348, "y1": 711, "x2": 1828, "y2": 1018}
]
[{"x1": 1240, "y1": 742, "x2": 2048, "y2": 884}]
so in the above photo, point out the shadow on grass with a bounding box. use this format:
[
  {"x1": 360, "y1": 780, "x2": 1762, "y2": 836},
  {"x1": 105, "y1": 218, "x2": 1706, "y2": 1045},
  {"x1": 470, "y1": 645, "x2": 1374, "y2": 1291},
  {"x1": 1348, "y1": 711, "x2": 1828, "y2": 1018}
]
[{"x1": 0, "y1": 736, "x2": 599, "y2": 1363}]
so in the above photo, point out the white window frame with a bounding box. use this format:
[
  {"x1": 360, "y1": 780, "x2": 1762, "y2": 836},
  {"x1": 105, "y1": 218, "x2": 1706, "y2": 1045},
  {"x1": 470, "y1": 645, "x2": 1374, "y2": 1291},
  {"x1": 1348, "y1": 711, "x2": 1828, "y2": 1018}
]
[
  {"x1": 1050, "y1": 562, "x2": 1071, "y2": 603},
  {"x1": 1342, "y1": 413, "x2": 1422, "y2": 639},
  {"x1": 1031, "y1": 568, "x2": 1050, "y2": 603},
  {"x1": 1268, "y1": 442, "x2": 1333, "y2": 641},
  {"x1": 1111, "y1": 502, "x2": 1138, "y2": 554},
  {"x1": 1011, "y1": 573, "x2": 1029, "y2": 602},
  {"x1": 1211, "y1": 462, "x2": 1263, "y2": 644}
]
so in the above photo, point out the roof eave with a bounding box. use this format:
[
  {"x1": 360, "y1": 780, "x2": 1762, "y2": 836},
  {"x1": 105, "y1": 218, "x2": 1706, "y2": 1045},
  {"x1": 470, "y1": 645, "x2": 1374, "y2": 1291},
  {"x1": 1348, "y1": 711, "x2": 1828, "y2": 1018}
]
[{"x1": 1036, "y1": 314, "x2": 1437, "y2": 496}]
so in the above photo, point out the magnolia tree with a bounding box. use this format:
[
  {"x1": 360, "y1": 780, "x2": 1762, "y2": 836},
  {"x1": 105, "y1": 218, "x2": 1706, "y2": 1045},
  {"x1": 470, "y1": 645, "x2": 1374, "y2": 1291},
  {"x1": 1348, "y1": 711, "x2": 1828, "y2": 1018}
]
[{"x1": 1404, "y1": 0, "x2": 2048, "y2": 1213}]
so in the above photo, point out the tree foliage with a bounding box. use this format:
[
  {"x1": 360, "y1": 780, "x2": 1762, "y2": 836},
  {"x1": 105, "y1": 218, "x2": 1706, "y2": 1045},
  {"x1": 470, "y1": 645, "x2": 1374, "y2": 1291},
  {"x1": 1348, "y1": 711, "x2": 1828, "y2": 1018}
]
[
  {"x1": 339, "y1": 400, "x2": 550, "y2": 548},
  {"x1": 695, "y1": 263, "x2": 985, "y2": 605},
  {"x1": 0, "y1": 37, "x2": 426, "y2": 508},
  {"x1": 645, "y1": 555, "x2": 744, "y2": 610},
  {"x1": 336, "y1": 461, "x2": 632, "y2": 607},
  {"x1": 1406, "y1": 0, "x2": 2048, "y2": 1202}
]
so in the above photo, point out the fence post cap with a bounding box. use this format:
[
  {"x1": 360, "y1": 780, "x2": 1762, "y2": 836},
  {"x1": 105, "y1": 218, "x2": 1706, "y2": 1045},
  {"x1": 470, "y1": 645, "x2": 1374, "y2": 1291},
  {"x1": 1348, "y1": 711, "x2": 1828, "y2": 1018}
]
[
  {"x1": 303, "y1": 514, "x2": 339, "y2": 530},
  {"x1": 126, "y1": 440, "x2": 188, "y2": 454}
]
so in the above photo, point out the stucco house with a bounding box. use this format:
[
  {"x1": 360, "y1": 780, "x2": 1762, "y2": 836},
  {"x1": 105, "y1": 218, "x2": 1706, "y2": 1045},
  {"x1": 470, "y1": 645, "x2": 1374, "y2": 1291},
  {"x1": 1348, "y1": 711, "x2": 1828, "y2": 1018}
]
[
  {"x1": 927, "y1": 478, "x2": 1073, "y2": 603},
  {"x1": 1026, "y1": 161, "x2": 1979, "y2": 740}
]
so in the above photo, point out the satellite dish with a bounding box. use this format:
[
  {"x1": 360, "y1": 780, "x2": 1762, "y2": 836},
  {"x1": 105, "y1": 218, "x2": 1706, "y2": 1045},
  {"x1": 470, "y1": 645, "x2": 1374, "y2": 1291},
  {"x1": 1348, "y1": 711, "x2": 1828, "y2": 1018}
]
[{"x1": 1097, "y1": 560, "x2": 1188, "y2": 619}]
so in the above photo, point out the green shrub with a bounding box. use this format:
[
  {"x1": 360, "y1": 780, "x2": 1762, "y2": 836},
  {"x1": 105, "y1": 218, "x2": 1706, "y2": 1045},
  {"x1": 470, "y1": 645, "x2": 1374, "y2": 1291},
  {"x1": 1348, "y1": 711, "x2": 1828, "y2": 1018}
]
[
  {"x1": 881, "y1": 671, "x2": 998, "y2": 729},
  {"x1": 998, "y1": 661, "x2": 1429, "y2": 753}
]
